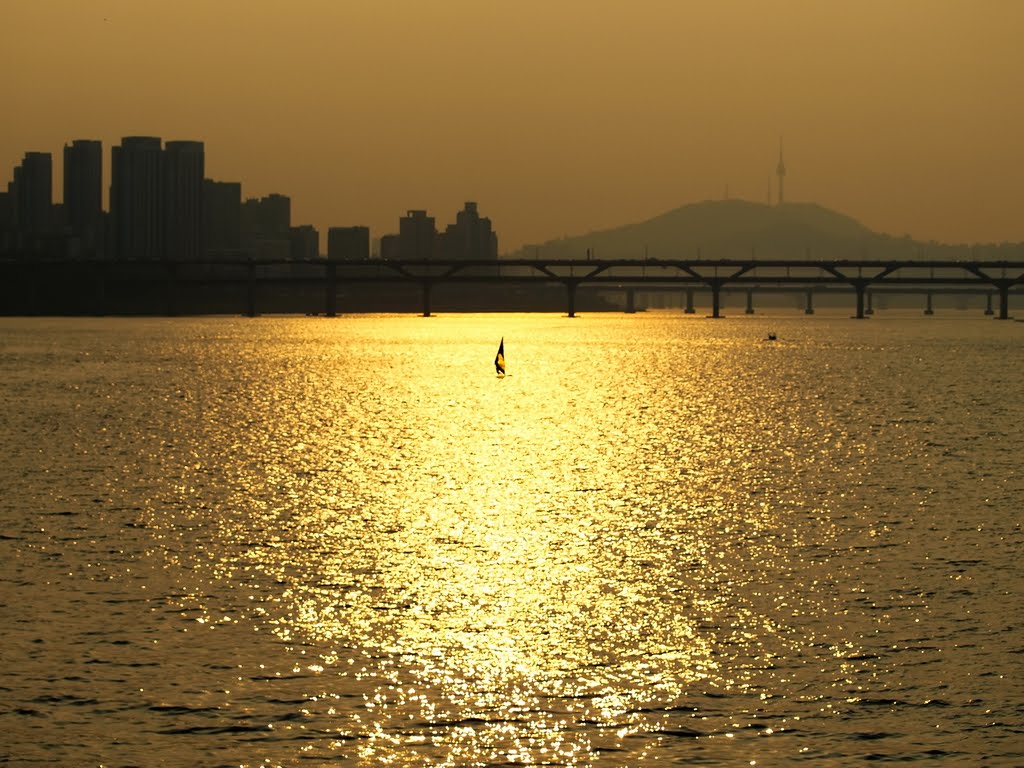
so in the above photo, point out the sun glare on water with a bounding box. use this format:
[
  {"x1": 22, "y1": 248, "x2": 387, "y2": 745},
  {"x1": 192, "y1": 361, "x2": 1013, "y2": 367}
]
[{"x1": 202, "y1": 315, "x2": 759, "y2": 762}]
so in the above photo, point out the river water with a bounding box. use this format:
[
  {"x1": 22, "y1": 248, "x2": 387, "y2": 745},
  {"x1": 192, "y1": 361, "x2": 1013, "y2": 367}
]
[{"x1": 1, "y1": 313, "x2": 1021, "y2": 767}]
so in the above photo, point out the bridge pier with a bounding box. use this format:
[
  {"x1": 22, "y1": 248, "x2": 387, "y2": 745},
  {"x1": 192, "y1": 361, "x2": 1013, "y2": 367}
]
[
  {"x1": 985, "y1": 291, "x2": 994, "y2": 316},
  {"x1": 708, "y1": 281, "x2": 724, "y2": 318},
  {"x1": 853, "y1": 281, "x2": 868, "y2": 319},
  {"x1": 421, "y1": 281, "x2": 433, "y2": 317},
  {"x1": 625, "y1": 288, "x2": 636, "y2": 314},
  {"x1": 997, "y1": 283, "x2": 1010, "y2": 319},
  {"x1": 745, "y1": 289, "x2": 755, "y2": 314},
  {"x1": 804, "y1": 289, "x2": 815, "y2": 315},
  {"x1": 566, "y1": 280, "x2": 579, "y2": 318},
  {"x1": 924, "y1": 291, "x2": 934, "y2": 315},
  {"x1": 325, "y1": 262, "x2": 337, "y2": 317},
  {"x1": 684, "y1": 287, "x2": 696, "y2": 314},
  {"x1": 865, "y1": 290, "x2": 874, "y2": 315}
]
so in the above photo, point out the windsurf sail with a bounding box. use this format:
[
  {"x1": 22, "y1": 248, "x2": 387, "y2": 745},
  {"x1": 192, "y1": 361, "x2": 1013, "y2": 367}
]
[{"x1": 494, "y1": 337, "x2": 505, "y2": 376}]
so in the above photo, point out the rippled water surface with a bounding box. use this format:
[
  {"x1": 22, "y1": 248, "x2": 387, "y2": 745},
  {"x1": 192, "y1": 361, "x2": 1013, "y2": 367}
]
[{"x1": 1, "y1": 313, "x2": 1022, "y2": 766}]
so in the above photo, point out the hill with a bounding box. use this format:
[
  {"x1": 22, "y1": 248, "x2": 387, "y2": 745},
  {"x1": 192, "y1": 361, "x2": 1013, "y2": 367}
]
[{"x1": 507, "y1": 200, "x2": 1021, "y2": 261}]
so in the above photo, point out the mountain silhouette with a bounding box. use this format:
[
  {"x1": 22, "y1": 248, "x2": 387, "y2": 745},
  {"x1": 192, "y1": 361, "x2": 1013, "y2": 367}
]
[{"x1": 510, "y1": 200, "x2": 1019, "y2": 261}]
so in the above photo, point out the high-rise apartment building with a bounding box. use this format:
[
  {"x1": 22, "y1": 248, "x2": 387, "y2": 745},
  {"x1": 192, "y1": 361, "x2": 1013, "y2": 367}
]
[
  {"x1": 163, "y1": 140, "x2": 204, "y2": 260},
  {"x1": 0, "y1": 191, "x2": 11, "y2": 234},
  {"x1": 111, "y1": 137, "x2": 163, "y2": 259},
  {"x1": 443, "y1": 201, "x2": 498, "y2": 260},
  {"x1": 204, "y1": 179, "x2": 241, "y2": 254},
  {"x1": 241, "y1": 194, "x2": 291, "y2": 260},
  {"x1": 327, "y1": 226, "x2": 369, "y2": 261},
  {"x1": 290, "y1": 225, "x2": 320, "y2": 261},
  {"x1": 63, "y1": 140, "x2": 102, "y2": 231},
  {"x1": 12, "y1": 152, "x2": 53, "y2": 235},
  {"x1": 63, "y1": 140, "x2": 103, "y2": 255},
  {"x1": 398, "y1": 210, "x2": 435, "y2": 260},
  {"x1": 0, "y1": 191, "x2": 11, "y2": 252},
  {"x1": 110, "y1": 136, "x2": 205, "y2": 260},
  {"x1": 241, "y1": 194, "x2": 290, "y2": 237}
]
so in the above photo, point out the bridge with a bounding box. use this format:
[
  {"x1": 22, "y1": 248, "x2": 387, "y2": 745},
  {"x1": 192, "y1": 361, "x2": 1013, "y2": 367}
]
[{"x1": 1, "y1": 256, "x2": 1022, "y2": 318}]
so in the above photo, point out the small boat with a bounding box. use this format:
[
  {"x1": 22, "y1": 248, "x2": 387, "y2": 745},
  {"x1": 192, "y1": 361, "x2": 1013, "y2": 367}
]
[{"x1": 494, "y1": 337, "x2": 506, "y2": 377}]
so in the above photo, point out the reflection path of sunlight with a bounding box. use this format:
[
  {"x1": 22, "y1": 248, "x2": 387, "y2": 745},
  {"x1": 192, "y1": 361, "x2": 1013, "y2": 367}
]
[
  {"x1": 160, "y1": 317, "x2": 876, "y2": 764},
  {"x1": 257, "y1": 374, "x2": 719, "y2": 761}
]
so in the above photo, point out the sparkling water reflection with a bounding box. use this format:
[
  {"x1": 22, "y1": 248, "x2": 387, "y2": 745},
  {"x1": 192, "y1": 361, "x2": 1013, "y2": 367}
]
[{"x1": 1, "y1": 314, "x2": 1021, "y2": 766}]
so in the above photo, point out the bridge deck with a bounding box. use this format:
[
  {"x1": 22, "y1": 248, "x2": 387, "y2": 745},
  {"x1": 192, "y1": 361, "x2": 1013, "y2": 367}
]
[{"x1": 2, "y1": 257, "x2": 1021, "y2": 318}]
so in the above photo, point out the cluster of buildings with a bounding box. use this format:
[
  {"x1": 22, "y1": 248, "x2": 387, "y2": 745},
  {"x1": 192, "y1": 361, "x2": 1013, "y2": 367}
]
[
  {"x1": 382, "y1": 203, "x2": 498, "y2": 261},
  {"x1": 0, "y1": 137, "x2": 499, "y2": 263}
]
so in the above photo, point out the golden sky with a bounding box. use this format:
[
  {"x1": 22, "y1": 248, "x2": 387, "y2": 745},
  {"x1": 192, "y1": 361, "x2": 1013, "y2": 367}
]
[{"x1": 2, "y1": 0, "x2": 1022, "y2": 251}]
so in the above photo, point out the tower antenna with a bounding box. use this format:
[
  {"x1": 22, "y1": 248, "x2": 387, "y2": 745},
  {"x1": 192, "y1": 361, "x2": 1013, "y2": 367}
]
[{"x1": 776, "y1": 138, "x2": 786, "y2": 205}]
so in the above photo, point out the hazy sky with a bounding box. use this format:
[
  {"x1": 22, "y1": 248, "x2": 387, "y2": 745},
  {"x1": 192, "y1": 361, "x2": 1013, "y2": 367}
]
[{"x1": 2, "y1": 1, "x2": 1022, "y2": 252}]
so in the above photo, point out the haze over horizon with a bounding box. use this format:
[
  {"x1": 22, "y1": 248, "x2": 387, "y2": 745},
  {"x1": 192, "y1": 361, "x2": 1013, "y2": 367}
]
[{"x1": 3, "y1": 1, "x2": 1022, "y2": 253}]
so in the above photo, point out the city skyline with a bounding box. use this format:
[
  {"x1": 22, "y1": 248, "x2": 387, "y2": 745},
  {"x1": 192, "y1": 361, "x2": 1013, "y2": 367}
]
[
  {"x1": 2, "y1": 2, "x2": 1023, "y2": 252},
  {"x1": 1, "y1": 134, "x2": 506, "y2": 263}
]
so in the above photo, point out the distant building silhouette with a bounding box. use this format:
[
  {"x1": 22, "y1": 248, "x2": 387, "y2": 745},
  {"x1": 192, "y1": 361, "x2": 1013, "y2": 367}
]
[
  {"x1": 388, "y1": 203, "x2": 500, "y2": 261},
  {"x1": 241, "y1": 193, "x2": 291, "y2": 260},
  {"x1": 12, "y1": 152, "x2": 54, "y2": 236},
  {"x1": 241, "y1": 194, "x2": 290, "y2": 235},
  {"x1": 290, "y1": 225, "x2": 319, "y2": 260},
  {"x1": 379, "y1": 233, "x2": 399, "y2": 261},
  {"x1": 110, "y1": 136, "x2": 206, "y2": 260},
  {"x1": 442, "y1": 201, "x2": 498, "y2": 260},
  {"x1": 63, "y1": 140, "x2": 103, "y2": 256},
  {"x1": 203, "y1": 179, "x2": 241, "y2": 255},
  {"x1": 328, "y1": 226, "x2": 369, "y2": 260},
  {"x1": 399, "y1": 210, "x2": 435, "y2": 260},
  {"x1": 1, "y1": 153, "x2": 52, "y2": 253},
  {"x1": 162, "y1": 140, "x2": 205, "y2": 260},
  {"x1": 111, "y1": 137, "x2": 163, "y2": 259},
  {"x1": 2, "y1": 134, "x2": 507, "y2": 270},
  {"x1": 0, "y1": 190, "x2": 11, "y2": 251}
]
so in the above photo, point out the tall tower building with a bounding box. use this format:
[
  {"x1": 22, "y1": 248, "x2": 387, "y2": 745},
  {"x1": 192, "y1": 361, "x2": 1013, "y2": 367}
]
[
  {"x1": 163, "y1": 140, "x2": 205, "y2": 260},
  {"x1": 240, "y1": 193, "x2": 291, "y2": 260},
  {"x1": 399, "y1": 210, "x2": 435, "y2": 260},
  {"x1": 111, "y1": 136, "x2": 163, "y2": 260},
  {"x1": 252, "y1": 193, "x2": 290, "y2": 235},
  {"x1": 13, "y1": 152, "x2": 53, "y2": 234},
  {"x1": 203, "y1": 179, "x2": 241, "y2": 254},
  {"x1": 63, "y1": 140, "x2": 103, "y2": 253},
  {"x1": 776, "y1": 139, "x2": 786, "y2": 206},
  {"x1": 443, "y1": 201, "x2": 498, "y2": 260}
]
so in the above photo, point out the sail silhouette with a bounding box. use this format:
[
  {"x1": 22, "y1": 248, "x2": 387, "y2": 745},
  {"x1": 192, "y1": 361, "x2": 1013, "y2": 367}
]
[{"x1": 494, "y1": 337, "x2": 505, "y2": 376}]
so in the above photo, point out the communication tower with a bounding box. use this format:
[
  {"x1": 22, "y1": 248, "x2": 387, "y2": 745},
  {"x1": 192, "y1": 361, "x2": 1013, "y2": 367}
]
[{"x1": 776, "y1": 139, "x2": 786, "y2": 205}]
